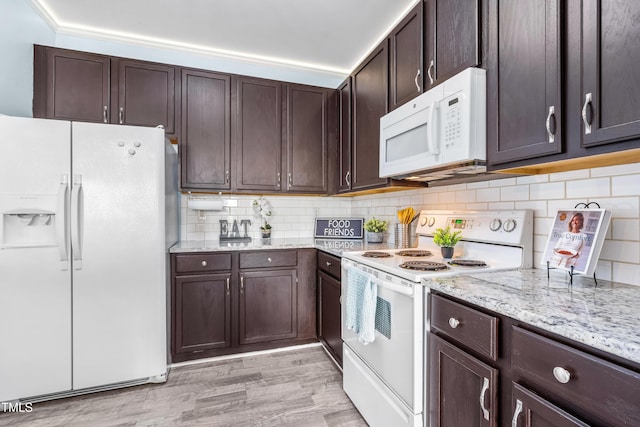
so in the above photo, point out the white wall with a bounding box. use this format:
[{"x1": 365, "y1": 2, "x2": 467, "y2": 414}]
[
  {"x1": 181, "y1": 162, "x2": 640, "y2": 286},
  {"x1": 0, "y1": 0, "x2": 54, "y2": 116}
]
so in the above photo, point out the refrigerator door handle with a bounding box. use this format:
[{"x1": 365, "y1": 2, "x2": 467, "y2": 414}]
[
  {"x1": 56, "y1": 175, "x2": 69, "y2": 270},
  {"x1": 71, "y1": 174, "x2": 83, "y2": 270}
]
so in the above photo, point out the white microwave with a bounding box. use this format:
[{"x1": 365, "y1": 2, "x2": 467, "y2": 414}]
[{"x1": 379, "y1": 67, "x2": 486, "y2": 180}]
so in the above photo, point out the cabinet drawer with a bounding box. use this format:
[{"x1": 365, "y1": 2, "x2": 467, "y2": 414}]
[
  {"x1": 239, "y1": 250, "x2": 297, "y2": 269},
  {"x1": 431, "y1": 294, "x2": 498, "y2": 361},
  {"x1": 317, "y1": 251, "x2": 341, "y2": 279},
  {"x1": 174, "y1": 253, "x2": 232, "y2": 273},
  {"x1": 512, "y1": 326, "x2": 640, "y2": 427}
]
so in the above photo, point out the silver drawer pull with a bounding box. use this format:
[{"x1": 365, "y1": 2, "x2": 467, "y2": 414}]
[
  {"x1": 552, "y1": 366, "x2": 571, "y2": 384},
  {"x1": 512, "y1": 399, "x2": 523, "y2": 427},
  {"x1": 582, "y1": 93, "x2": 593, "y2": 134},
  {"x1": 267, "y1": 257, "x2": 272, "y2": 262},
  {"x1": 479, "y1": 377, "x2": 490, "y2": 421},
  {"x1": 326, "y1": 261, "x2": 332, "y2": 267},
  {"x1": 201, "y1": 260, "x2": 207, "y2": 267},
  {"x1": 448, "y1": 317, "x2": 460, "y2": 329}
]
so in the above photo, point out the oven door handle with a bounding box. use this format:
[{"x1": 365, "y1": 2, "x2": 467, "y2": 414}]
[{"x1": 370, "y1": 277, "x2": 414, "y2": 296}]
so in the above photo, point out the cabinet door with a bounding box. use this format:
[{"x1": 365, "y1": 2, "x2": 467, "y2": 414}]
[
  {"x1": 337, "y1": 78, "x2": 352, "y2": 193},
  {"x1": 486, "y1": 0, "x2": 562, "y2": 166},
  {"x1": 317, "y1": 270, "x2": 342, "y2": 366},
  {"x1": 430, "y1": 334, "x2": 498, "y2": 427},
  {"x1": 581, "y1": 0, "x2": 640, "y2": 147},
  {"x1": 425, "y1": 0, "x2": 479, "y2": 89},
  {"x1": 285, "y1": 84, "x2": 328, "y2": 193},
  {"x1": 174, "y1": 273, "x2": 231, "y2": 353},
  {"x1": 115, "y1": 59, "x2": 177, "y2": 134},
  {"x1": 180, "y1": 69, "x2": 231, "y2": 190},
  {"x1": 352, "y1": 42, "x2": 389, "y2": 190},
  {"x1": 34, "y1": 46, "x2": 110, "y2": 123},
  {"x1": 511, "y1": 383, "x2": 589, "y2": 427},
  {"x1": 233, "y1": 77, "x2": 283, "y2": 191},
  {"x1": 239, "y1": 269, "x2": 297, "y2": 344},
  {"x1": 389, "y1": 1, "x2": 423, "y2": 110}
]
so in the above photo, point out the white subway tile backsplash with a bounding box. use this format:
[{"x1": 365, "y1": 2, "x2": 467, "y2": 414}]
[
  {"x1": 179, "y1": 162, "x2": 640, "y2": 286},
  {"x1": 549, "y1": 169, "x2": 590, "y2": 181},
  {"x1": 612, "y1": 174, "x2": 640, "y2": 196},
  {"x1": 565, "y1": 177, "x2": 610, "y2": 198},
  {"x1": 500, "y1": 185, "x2": 529, "y2": 201},
  {"x1": 530, "y1": 182, "x2": 565, "y2": 200}
]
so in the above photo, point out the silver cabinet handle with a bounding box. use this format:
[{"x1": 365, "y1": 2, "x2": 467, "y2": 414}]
[
  {"x1": 267, "y1": 257, "x2": 272, "y2": 262},
  {"x1": 546, "y1": 105, "x2": 556, "y2": 143},
  {"x1": 326, "y1": 261, "x2": 332, "y2": 267},
  {"x1": 479, "y1": 377, "x2": 490, "y2": 421},
  {"x1": 512, "y1": 399, "x2": 523, "y2": 427},
  {"x1": 288, "y1": 172, "x2": 292, "y2": 189},
  {"x1": 582, "y1": 93, "x2": 592, "y2": 135},
  {"x1": 226, "y1": 277, "x2": 230, "y2": 296},
  {"x1": 103, "y1": 105, "x2": 108, "y2": 123},
  {"x1": 201, "y1": 260, "x2": 207, "y2": 267},
  {"x1": 448, "y1": 317, "x2": 460, "y2": 329},
  {"x1": 345, "y1": 171, "x2": 351, "y2": 186},
  {"x1": 552, "y1": 366, "x2": 571, "y2": 383},
  {"x1": 414, "y1": 69, "x2": 421, "y2": 92},
  {"x1": 427, "y1": 60, "x2": 435, "y2": 85},
  {"x1": 119, "y1": 107, "x2": 124, "y2": 125},
  {"x1": 240, "y1": 276, "x2": 244, "y2": 294},
  {"x1": 277, "y1": 172, "x2": 281, "y2": 185}
]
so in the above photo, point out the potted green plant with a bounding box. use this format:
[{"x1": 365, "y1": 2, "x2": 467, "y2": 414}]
[
  {"x1": 364, "y1": 217, "x2": 388, "y2": 243},
  {"x1": 433, "y1": 226, "x2": 462, "y2": 258}
]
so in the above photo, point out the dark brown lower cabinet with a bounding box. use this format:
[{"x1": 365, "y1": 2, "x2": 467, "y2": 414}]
[
  {"x1": 239, "y1": 269, "x2": 297, "y2": 345},
  {"x1": 511, "y1": 383, "x2": 588, "y2": 427},
  {"x1": 317, "y1": 270, "x2": 342, "y2": 366},
  {"x1": 174, "y1": 273, "x2": 231, "y2": 353},
  {"x1": 429, "y1": 334, "x2": 498, "y2": 427},
  {"x1": 171, "y1": 249, "x2": 316, "y2": 363}
]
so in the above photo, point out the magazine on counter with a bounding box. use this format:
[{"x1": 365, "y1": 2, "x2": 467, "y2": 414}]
[{"x1": 541, "y1": 208, "x2": 611, "y2": 276}]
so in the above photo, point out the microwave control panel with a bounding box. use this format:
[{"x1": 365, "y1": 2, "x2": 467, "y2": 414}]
[{"x1": 443, "y1": 96, "x2": 462, "y2": 145}]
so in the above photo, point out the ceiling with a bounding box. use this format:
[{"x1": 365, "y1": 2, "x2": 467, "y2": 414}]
[{"x1": 31, "y1": 0, "x2": 418, "y2": 77}]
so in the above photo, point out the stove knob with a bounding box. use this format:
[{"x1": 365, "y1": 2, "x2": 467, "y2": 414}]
[
  {"x1": 428, "y1": 216, "x2": 436, "y2": 227},
  {"x1": 503, "y1": 219, "x2": 517, "y2": 232},
  {"x1": 489, "y1": 218, "x2": 502, "y2": 231},
  {"x1": 420, "y1": 216, "x2": 428, "y2": 226}
]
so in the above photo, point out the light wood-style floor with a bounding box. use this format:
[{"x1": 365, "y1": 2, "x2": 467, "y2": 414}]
[{"x1": 0, "y1": 345, "x2": 367, "y2": 427}]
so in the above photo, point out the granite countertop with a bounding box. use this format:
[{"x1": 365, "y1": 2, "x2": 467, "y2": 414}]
[
  {"x1": 424, "y1": 268, "x2": 640, "y2": 366},
  {"x1": 170, "y1": 238, "x2": 395, "y2": 257}
]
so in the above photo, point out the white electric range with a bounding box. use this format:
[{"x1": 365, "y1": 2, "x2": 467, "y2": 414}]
[{"x1": 341, "y1": 210, "x2": 533, "y2": 427}]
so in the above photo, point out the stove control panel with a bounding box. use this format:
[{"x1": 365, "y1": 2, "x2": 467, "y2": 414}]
[{"x1": 416, "y1": 210, "x2": 533, "y2": 246}]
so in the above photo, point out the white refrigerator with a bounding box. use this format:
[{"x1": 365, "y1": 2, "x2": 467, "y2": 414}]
[{"x1": 0, "y1": 116, "x2": 178, "y2": 402}]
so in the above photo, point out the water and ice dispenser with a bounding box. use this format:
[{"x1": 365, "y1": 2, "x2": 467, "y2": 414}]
[{"x1": 1, "y1": 195, "x2": 58, "y2": 248}]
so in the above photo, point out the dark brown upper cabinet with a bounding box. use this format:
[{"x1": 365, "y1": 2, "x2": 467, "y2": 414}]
[
  {"x1": 351, "y1": 41, "x2": 389, "y2": 191},
  {"x1": 337, "y1": 78, "x2": 352, "y2": 193},
  {"x1": 580, "y1": 0, "x2": 640, "y2": 149},
  {"x1": 284, "y1": 84, "x2": 329, "y2": 193},
  {"x1": 488, "y1": 1, "x2": 640, "y2": 172},
  {"x1": 33, "y1": 45, "x2": 179, "y2": 139},
  {"x1": 180, "y1": 69, "x2": 231, "y2": 191},
  {"x1": 33, "y1": 45, "x2": 110, "y2": 124},
  {"x1": 486, "y1": 0, "x2": 562, "y2": 166},
  {"x1": 114, "y1": 59, "x2": 177, "y2": 135},
  {"x1": 424, "y1": 0, "x2": 480, "y2": 90},
  {"x1": 232, "y1": 76, "x2": 283, "y2": 192},
  {"x1": 389, "y1": 1, "x2": 424, "y2": 111}
]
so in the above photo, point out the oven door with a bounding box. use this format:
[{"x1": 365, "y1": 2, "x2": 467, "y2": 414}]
[{"x1": 341, "y1": 260, "x2": 424, "y2": 413}]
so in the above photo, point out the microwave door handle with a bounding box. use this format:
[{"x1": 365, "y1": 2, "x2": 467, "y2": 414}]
[{"x1": 427, "y1": 101, "x2": 440, "y2": 155}]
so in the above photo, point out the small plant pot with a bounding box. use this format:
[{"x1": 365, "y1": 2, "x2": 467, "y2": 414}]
[
  {"x1": 440, "y1": 246, "x2": 454, "y2": 258},
  {"x1": 366, "y1": 231, "x2": 384, "y2": 243},
  {"x1": 261, "y1": 229, "x2": 271, "y2": 239}
]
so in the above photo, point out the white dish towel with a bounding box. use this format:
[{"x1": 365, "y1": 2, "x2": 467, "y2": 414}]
[{"x1": 345, "y1": 266, "x2": 378, "y2": 345}]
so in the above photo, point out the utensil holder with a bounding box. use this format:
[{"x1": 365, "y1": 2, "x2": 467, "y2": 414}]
[{"x1": 395, "y1": 223, "x2": 411, "y2": 248}]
